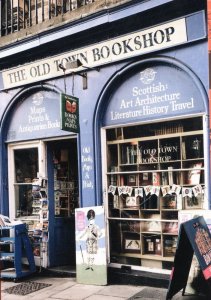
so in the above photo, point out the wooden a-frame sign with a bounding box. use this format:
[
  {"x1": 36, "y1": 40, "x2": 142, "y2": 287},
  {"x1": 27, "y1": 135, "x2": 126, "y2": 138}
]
[{"x1": 166, "y1": 216, "x2": 211, "y2": 299}]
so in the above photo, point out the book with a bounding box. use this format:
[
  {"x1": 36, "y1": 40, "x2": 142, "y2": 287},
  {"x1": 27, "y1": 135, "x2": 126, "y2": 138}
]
[
  {"x1": 182, "y1": 141, "x2": 186, "y2": 159},
  {"x1": 161, "y1": 172, "x2": 168, "y2": 185},
  {"x1": 115, "y1": 128, "x2": 124, "y2": 140},
  {"x1": 152, "y1": 172, "x2": 160, "y2": 186},
  {"x1": 187, "y1": 163, "x2": 202, "y2": 185},
  {"x1": 168, "y1": 167, "x2": 173, "y2": 186},
  {"x1": 148, "y1": 194, "x2": 158, "y2": 209},
  {"x1": 42, "y1": 232, "x2": 49, "y2": 242},
  {"x1": 127, "y1": 174, "x2": 136, "y2": 186}
]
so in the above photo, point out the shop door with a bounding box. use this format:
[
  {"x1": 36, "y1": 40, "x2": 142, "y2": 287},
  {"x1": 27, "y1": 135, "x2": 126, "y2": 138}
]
[{"x1": 47, "y1": 139, "x2": 79, "y2": 267}]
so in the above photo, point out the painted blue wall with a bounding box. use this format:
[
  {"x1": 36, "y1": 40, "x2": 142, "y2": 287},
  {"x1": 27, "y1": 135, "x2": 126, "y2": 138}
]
[{"x1": 0, "y1": 30, "x2": 208, "y2": 215}]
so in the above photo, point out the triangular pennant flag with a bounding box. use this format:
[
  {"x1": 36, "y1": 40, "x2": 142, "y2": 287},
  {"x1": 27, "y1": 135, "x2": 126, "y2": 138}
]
[
  {"x1": 108, "y1": 185, "x2": 116, "y2": 195},
  {"x1": 161, "y1": 185, "x2": 170, "y2": 196},
  {"x1": 182, "y1": 187, "x2": 192, "y2": 198},
  {"x1": 192, "y1": 184, "x2": 202, "y2": 197},
  {"x1": 151, "y1": 186, "x2": 160, "y2": 196},
  {"x1": 144, "y1": 185, "x2": 151, "y2": 196},
  {"x1": 125, "y1": 186, "x2": 133, "y2": 196},
  {"x1": 135, "y1": 188, "x2": 144, "y2": 198},
  {"x1": 171, "y1": 184, "x2": 181, "y2": 195},
  {"x1": 118, "y1": 186, "x2": 125, "y2": 196}
]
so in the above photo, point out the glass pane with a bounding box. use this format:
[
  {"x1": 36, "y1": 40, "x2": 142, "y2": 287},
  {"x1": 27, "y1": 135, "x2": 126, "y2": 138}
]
[
  {"x1": 106, "y1": 116, "x2": 205, "y2": 270},
  {"x1": 15, "y1": 184, "x2": 33, "y2": 217},
  {"x1": 15, "y1": 148, "x2": 38, "y2": 183},
  {"x1": 14, "y1": 148, "x2": 38, "y2": 218}
]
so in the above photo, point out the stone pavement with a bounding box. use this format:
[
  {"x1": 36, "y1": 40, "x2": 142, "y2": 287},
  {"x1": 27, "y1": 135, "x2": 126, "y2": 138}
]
[{"x1": 0, "y1": 275, "x2": 209, "y2": 300}]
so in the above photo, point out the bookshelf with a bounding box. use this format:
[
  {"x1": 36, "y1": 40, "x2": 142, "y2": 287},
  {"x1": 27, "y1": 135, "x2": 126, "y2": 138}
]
[
  {"x1": 21, "y1": 178, "x2": 49, "y2": 268},
  {"x1": 106, "y1": 117, "x2": 205, "y2": 269},
  {"x1": 53, "y1": 150, "x2": 79, "y2": 217}
]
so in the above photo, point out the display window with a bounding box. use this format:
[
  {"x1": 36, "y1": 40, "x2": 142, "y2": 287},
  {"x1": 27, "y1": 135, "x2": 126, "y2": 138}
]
[
  {"x1": 7, "y1": 141, "x2": 47, "y2": 265},
  {"x1": 104, "y1": 116, "x2": 207, "y2": 270},
  {"x1": 14, "y1": 148, "x2": 38, "y2": 217},
  {"x1": 8, "y1": 141, "x2": 45, "y2": 220}
]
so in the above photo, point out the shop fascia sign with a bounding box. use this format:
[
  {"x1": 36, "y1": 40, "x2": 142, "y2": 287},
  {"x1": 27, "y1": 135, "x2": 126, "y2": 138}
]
[{"x1": 2, "y1": 18, "x2": 187, "y2": 89}]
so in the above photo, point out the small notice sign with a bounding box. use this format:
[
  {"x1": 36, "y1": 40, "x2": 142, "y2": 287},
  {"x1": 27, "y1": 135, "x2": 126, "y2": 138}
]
[
  {"x1": 166, "y1": 216, "x2": 211, "y2": 299},
  {"x1": 60, "y1": 93, "x2": 79, "y2": 133}
]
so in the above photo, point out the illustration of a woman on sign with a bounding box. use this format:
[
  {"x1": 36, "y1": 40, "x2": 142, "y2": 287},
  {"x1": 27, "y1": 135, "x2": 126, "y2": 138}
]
[
  {"x1": 75, "y1": 206, "x2": 107, "y2": 285},
  {"x1": 78, "y1": 209, "x2": 102, "y2": 271}
]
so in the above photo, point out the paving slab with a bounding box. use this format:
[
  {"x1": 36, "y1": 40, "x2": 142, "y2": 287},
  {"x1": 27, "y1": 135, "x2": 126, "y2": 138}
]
[
  {"x1": 2, "y1": 276, "x2": 208, "y2": 300},
  {"x1": 97, "y1": 284, "x2": 145, "y2": 298},
  {"x1": 86, "y1": 295, "x2": 129, "y2": 300},
  {"x1": 50, "y1": 283, "x2": 105, "y2": 300},
  {"x1": 128, "y1": 287, "x2": 209, "y2": 300}
]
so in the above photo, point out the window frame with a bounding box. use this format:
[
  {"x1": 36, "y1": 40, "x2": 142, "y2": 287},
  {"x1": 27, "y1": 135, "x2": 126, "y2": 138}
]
[{"x1": 8, "y1": 140, "x2": 46, "y2": 220}]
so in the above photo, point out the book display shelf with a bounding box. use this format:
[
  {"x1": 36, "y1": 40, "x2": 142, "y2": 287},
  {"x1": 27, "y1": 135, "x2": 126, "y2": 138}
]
[
  {"x1": 21, "y1": 178, "x2": 49, "y2": 268},
  {"x1": 13, "y1": 147, "x2": 48, "y2": 267},
  {"x1": 53, "y1": 148, "x2": 79, "y2": 217},
  {"x1": 106, "y1": 117, "x2": 205, "y2": 269}
]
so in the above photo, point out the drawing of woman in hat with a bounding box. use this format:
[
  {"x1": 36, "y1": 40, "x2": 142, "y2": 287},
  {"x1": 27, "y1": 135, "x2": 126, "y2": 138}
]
[{"x1": 78, "y1": 209, "x2": 102, "y2": 271}]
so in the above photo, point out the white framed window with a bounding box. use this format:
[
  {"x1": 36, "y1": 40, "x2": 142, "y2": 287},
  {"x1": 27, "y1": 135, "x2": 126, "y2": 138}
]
[
  {"x1": 8, "y1": 140, "x2": 46, "y2": 220},
  {"x1": 102, "y1": 116, "x2": 208, "y2": 271}
]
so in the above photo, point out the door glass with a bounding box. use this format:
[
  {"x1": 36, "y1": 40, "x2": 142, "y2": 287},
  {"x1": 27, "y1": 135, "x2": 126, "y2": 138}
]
[{"x1": 14, "y1": 148, "x2": 38, "y2": 217}]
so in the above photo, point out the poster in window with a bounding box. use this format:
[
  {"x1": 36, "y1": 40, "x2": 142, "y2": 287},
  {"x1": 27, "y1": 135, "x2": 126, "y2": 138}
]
[
  {"x1": 187, "y1": 163, "x2": 202, "y2": 185},
  {"x1": 124, "y1": 237, "x2": 141, "y2": 253}
]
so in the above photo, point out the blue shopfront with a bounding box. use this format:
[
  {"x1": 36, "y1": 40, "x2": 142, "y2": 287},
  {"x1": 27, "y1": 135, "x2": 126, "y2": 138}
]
[{"x1": 0, "y1": 9, "x2": 209, "y2": 277}]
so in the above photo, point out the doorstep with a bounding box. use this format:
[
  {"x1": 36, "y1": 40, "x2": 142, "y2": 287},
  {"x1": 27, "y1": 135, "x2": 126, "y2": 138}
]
[
  {"x1": 107, "y1": 266, "x2": 170, "y2": 288},
  {"x1": 40, "y1": 265, "x2": 76, "y2": 277},
  {"x1": 39, "y1": 265, "x2": 170, "y2": 288}
]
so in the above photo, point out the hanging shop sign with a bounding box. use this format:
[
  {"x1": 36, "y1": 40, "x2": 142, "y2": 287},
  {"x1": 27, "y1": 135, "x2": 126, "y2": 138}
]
[
  {"x1": 60, "y1": 93, "x2": 79, "y2": 133},
  {"x1": 1, "y1": 17, "x2": 189, "y2": 89}
]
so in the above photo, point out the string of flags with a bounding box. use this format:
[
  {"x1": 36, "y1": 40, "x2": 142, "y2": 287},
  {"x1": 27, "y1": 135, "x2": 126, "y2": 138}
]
[{"x1": 108, "y1": 184, "x2": 204, "y2": 198}]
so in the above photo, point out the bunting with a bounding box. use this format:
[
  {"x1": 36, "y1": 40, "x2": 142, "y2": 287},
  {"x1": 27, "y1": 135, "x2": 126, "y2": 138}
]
[{"x1": 108, "y1": 184, "x2": 204, "y2": 198}]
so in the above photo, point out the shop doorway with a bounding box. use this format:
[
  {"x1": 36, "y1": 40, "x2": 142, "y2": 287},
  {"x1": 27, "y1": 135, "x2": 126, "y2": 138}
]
[
  {"x1": 8, "y1": 138, "x2": 79, "y2": 268},
  {"x1": 47, "y1": 138, "x2": 79, "y2": 267}
]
